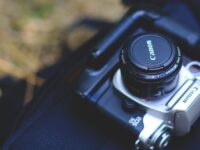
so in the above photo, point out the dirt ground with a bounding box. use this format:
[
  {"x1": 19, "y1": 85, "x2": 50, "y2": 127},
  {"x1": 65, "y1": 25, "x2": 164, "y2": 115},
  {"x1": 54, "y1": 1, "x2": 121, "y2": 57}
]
[{"x1": 0, "y1": 0, "x2": 127, "y2": 79}]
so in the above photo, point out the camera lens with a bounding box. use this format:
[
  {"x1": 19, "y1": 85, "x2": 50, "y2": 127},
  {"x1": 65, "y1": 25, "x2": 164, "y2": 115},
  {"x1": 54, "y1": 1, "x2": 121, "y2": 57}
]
[{"x1": 120, "y1": 33, "x2": 182, "y2": 99}]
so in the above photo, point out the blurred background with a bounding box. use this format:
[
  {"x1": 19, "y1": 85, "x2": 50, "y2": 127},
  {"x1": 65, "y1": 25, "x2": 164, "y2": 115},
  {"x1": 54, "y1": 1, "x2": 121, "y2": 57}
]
[
  {"x1": 0, "y1": 0, "x2": 127, "y2": 80},
  {"x1": 0, "y1": 0, "x2": 129, "y2": 106},
  {"x1": 0, "y1": 1, "x2": 128, "y2": 143},
  {"x1": 0, "y1": 0, "x2": 127, "y2": 143}
]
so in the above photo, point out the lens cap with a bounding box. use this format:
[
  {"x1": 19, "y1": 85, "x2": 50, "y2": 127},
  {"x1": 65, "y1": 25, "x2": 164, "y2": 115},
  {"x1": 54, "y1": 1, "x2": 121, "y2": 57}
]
[
  {"x1": 120, "y1": 33, "x2": 182, "y2": 98},
  {"x1": 129, "y1": 34, "x2": 175, "y2": 71}
]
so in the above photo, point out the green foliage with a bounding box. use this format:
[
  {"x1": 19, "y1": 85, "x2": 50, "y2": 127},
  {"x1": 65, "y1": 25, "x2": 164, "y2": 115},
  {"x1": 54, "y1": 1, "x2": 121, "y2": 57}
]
[{"x1": 27, "y1": 0, "x2": 54, "y2": 18}]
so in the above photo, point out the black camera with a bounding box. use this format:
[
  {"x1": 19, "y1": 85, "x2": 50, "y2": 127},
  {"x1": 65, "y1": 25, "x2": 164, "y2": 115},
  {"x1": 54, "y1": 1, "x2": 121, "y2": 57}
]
[{"x1": 76, "y1": 8, "x2": 200, "y2": 150}]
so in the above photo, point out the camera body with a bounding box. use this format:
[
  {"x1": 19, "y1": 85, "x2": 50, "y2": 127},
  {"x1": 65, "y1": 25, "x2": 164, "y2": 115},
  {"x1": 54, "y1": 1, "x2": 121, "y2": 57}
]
[
  {"x1": 76, "y1": 8, "x2": 200, "y2": 150},
  {"x1": 113, "y1": 66, "x2": 200, "y2": 149}
]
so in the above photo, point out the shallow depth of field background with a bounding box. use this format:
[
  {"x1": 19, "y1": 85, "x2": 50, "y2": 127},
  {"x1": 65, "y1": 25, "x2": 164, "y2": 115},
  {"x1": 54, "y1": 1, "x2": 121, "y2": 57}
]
[{"x1": 0, "y1": 0, "x2": 127, "y2": 79}]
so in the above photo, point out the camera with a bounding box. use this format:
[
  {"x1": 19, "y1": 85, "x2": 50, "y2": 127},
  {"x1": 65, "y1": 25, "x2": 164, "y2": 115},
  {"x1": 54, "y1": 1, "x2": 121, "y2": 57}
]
[
  {"x1": 76, "y1": 8, "x2": 200, "y2": 150},
  {"x1": 114, "y1": 33, "x2": 200, "y2": 149}
]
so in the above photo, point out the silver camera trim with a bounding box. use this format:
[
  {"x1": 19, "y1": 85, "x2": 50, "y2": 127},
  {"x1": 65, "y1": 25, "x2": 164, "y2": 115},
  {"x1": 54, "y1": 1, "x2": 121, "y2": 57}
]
[{"x1": 113, "y1": 66, "x2": 200, "y2": 149}]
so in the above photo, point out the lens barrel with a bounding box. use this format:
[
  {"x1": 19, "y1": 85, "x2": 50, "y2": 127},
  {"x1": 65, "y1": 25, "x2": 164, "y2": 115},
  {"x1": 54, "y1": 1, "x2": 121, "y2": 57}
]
[{"x1": 120, "y1": 33, "x2": 182, "y2": 98}]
